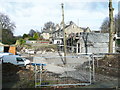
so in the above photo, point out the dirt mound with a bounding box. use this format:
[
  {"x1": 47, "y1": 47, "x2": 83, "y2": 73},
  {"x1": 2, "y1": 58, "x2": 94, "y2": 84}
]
[
  {"x1": 76, "y1": 54, "x2": 120, "y2": 77},
  {"x1": 2, "y1": 63, "x2": 34, "y2": 88},
  {"x1": 95, "y1": 54, "x2": 120, "y2": 77},
  {"x1": 96, "y1": 55, "x2": 120, "y2": 68},
  {"x1": 2, "y1": 63, "x2": 23, "y2": 82},
  {"x1": 2, "y1": 63, "x2": 23, "y2": 72}
]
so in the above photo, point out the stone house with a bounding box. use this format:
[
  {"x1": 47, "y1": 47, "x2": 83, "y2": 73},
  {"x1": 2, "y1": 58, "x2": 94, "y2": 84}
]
[
  {"x1": 52, "y1": 21, "x2": 91, "y2": 44},
  {"x1": 41, "y1": 31, "x2": 51, "y2": 40},
  {"x1": 41, "y1": 30, "x2": 53, "y2": 40}
]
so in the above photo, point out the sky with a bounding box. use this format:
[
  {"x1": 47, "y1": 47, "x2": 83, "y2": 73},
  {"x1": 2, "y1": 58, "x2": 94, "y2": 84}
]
[{"x1": 0, "y1": 0, "x2": 119, "y2": 36}]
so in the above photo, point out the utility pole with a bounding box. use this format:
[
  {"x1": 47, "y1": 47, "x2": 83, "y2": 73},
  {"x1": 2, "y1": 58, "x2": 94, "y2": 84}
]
[
  {"x1": 109, "y1": 0, "x2": 114, "y2": 53},
  {"x1": 61, "y1": 3, "x2": 66, "y2": 65}
]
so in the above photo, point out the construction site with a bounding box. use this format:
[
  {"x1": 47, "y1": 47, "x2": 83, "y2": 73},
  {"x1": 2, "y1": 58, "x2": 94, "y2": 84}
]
[
  {"x1": 2, "y1": 49, "x2": 119, "y2": 88},
  {"x1": 1, "y1": 0, "x2": 120, "y2": 89}
]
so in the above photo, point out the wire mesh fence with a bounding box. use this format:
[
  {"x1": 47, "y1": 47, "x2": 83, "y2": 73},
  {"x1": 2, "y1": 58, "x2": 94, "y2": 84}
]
[
  {"x1": 30, "y1": 52, "x2": 120, "y2": 88},
  {"x1": 32, "y1": 54, "x2": 96, "y2": 87}
]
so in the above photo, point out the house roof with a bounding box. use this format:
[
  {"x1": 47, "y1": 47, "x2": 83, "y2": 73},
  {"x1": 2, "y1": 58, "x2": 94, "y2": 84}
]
[
  {"x1": 53, "y1": 21, "x2": 90, "y2": 34},
  {"x1": 42, "y1": 30, "x2": 53, "y2": 33},
  {"x1": 81, "y1": 32, "x2": 109, "y2": 43},
  {"x1": 60, "y1": 22, "x2": 90, "y2": 32}
]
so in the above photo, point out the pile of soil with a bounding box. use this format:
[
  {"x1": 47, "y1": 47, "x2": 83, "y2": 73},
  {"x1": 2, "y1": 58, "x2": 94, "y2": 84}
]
[
  {"x1": 2, "y1": 63, "x2": 35, "y2": 88},
  {"x1": 95, "y1": 54, "x2": 120, "y2": 77},
  {"x1": 2, "y1": 63, "x2": 22, "y2": 83},
  {"x1": 2, "y1": 63, "x2": 87, "y2": 88}
]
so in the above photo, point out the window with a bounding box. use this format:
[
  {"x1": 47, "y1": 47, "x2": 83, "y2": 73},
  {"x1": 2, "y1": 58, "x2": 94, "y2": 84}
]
[
  {"x1": 57, "y1": 41, "x2": 60, "y2": 44},
  {"x1": 76, "y1": 33, "x2": 79, "y2": 37},
  {"x1": 16, "y1": 57, "x2": 24, "y2": 62}
]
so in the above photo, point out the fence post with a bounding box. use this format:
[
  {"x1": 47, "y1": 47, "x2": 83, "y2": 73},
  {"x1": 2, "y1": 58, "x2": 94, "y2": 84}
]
[
  {"x1": 88, "y1": 55, "x2": 92, "y2": 84},
  {"x1": 92, "y1": 54, "x2": 95, "y2": 82},
  {"x1": 40, "y1": 65, "x2": 42, "y2": 86},
  {"x1": 35, "y1": 64, "x2": 37, "y2": 88},
  {"x1": 97, "y1": 58, "x2": 99, "y2": 67}
]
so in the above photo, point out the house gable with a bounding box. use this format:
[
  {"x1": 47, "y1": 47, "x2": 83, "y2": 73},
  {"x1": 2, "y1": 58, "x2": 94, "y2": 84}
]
[{"x1": 64, "y1": 23, "x2": 84, "y2": 37}]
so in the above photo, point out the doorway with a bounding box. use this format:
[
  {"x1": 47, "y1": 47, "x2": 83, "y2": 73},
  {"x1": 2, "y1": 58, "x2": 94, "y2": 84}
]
[{"x1": 78, "y1": 43, "x2": 80, "y2": 53}]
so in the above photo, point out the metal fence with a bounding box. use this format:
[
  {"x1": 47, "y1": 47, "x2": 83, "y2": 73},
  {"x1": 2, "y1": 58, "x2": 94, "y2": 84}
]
[
  {"x1": 32, "y1": 54, "x2": 96, "y2": 88},
  {"x1": 31, "y1": 52, "x2": 120, "y2": 88}
]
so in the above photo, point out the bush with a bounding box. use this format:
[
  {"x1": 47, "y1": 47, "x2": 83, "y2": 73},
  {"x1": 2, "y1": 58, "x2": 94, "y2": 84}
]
[{"x1": 28, "y1": 37, "x2": 37, "y2": 40}]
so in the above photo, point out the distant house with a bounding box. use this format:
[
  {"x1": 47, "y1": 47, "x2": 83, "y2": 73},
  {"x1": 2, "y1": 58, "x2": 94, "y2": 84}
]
[
  {"x1": 41, "y1": 27, "x2": 54, "y2": 40},
  {"x1": 67, "y1": 32, "x2": 110, "y2": 54},
  {"x1": 41, "y1": 31, "x2": 50, "y2": 40},
  {"x1": 52, "y1": 21, "x2": 91, "y2": 44}
]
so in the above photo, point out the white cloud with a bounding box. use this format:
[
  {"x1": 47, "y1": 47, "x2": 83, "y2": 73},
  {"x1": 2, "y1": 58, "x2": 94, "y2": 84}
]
[
  {"x1": 0, "y1": 0, "x2": 118, "y2": 36},
  {"x1": 1, "y1": 0, "x2": 119, "y2": 3}
]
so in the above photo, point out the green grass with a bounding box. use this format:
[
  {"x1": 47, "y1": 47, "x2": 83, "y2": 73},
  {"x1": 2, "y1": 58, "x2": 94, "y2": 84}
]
[{"x1": 36, "y1": 80, "x2": 58, "y2": 85}]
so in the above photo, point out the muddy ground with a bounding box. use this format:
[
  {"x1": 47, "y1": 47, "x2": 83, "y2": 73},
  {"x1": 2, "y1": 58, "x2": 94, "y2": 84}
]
[
  {"x1": 2, "y1": 54, "x2": 120, "y2": 89},
  {"x1": 95, "y1": 54, "x2": 120, "y2": 77}
]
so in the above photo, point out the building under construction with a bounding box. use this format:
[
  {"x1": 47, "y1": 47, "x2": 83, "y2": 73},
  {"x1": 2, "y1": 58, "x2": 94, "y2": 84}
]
[{"x1": 66, "y1": 32, "x2": 110, "y2": 54}]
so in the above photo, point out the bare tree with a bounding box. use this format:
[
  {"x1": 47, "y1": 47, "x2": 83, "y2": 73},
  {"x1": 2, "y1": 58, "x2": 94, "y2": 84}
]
[
  {"x1": 0, "y1": 12, "x2": 16, "y2": 32},
  {"x1": 115, "y1": 12, "x2": 120, "y2": 36},
  {"x1": 29, "y1": 29, "x2": 36, "y2": 37},
  {"x1": 100, "y1": 12, "x2": 120, "y2": 34},
  {"x1": 0, "y1": 12, "x2": 17, "y2": 44},
  {"x1": 43, "y1": 21, "x2": 55, "y2": 31},
  {"x1": 100, "y1": 17, "x2": 109, "y2": 33}
]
